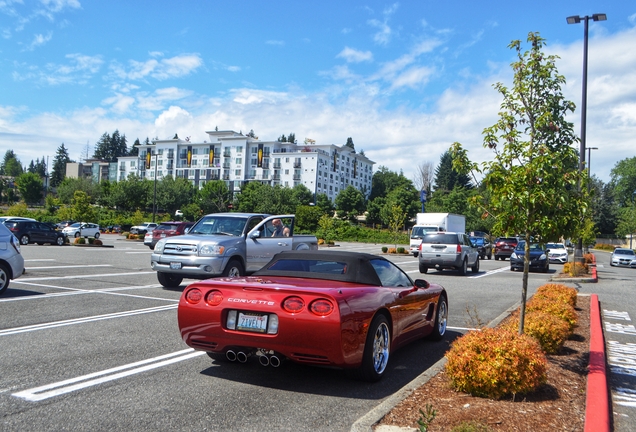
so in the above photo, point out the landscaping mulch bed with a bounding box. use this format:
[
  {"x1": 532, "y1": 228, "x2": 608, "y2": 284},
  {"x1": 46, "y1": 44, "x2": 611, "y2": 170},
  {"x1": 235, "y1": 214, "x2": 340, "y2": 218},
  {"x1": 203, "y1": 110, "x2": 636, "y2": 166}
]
[{"x1": 377, "y1": 295, "x2": 590, "y2": 431}]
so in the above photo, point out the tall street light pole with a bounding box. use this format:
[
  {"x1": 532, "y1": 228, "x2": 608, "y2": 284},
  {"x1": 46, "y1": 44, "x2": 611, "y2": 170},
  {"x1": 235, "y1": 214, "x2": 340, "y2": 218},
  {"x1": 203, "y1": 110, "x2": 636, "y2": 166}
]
[
  {"x1": 153, "y1": 151, "x2": 158, "y2": 223},
  {"x1": 586, "y1": 146, "x2": 598, "y2": 188},
  {"x1": 566, "y1": 12, "x2": 607, "y2": 262}
]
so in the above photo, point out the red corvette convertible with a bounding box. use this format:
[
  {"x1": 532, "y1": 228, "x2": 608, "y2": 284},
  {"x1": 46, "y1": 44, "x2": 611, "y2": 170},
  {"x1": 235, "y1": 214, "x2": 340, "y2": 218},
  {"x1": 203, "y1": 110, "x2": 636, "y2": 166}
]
[{"x1": 178, "y1": 250, "x2": 448, "y2": 381}]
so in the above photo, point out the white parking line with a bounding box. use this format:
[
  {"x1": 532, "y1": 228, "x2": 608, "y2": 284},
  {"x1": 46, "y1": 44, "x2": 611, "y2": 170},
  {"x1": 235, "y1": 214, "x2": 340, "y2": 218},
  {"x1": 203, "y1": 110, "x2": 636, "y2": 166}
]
[
  {"x1": 0, "y1": 304, "x2": 177, "y2": 336},
  {"x1": 15, "y1": 271, "x2": 156, "y2": 282},
  {"x1": 25, "y1": 265, "x2": 112, "y2": 270},
  {"x1": 0, "y1": 284, "x2": 174, "y2": 303},
  {"x1": 12, "y1": 349, "x2": 205, "y2": 402}
]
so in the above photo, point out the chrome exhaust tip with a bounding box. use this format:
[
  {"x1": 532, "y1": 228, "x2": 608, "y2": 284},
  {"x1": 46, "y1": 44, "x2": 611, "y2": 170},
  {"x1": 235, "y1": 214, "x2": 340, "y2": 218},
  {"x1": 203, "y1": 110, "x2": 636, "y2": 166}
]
[
  {"x1": 225, "y1": 350, "x2": 237, "y2": 362},
  {"x1": 270, "y1": 355, "x2": 282, "y2": 367},
  {"x1": 258, "y1": 355, "x2": 270, "y2": 367},
  {"x1": 236, "y1": 351, "x2": 249, "y2": 363}
]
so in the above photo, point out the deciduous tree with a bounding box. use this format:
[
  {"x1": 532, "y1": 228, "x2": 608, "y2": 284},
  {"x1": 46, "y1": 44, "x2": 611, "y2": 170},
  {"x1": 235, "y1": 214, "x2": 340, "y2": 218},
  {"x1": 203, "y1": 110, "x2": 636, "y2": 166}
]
[{"x1": 451, "y1": 32, "x2": 586, "y2": 334}]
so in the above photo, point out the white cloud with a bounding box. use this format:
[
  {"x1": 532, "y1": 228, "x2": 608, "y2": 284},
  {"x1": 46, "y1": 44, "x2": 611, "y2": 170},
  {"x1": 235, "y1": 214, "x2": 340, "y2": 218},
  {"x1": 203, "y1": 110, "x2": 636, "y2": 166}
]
[
  {"x1": 266, "y1": 40, "x2": 284, "y2": 46},
  {"x1": 25, "y1": 31, "x2": 52, "y2": 50},
  {"x1": 337, "y1": 47, "x2": 373, "y2": 63},
  {"x1": 110, "y1": 54, "x2": 203, "y2": 81},
  {"x1": 368, "y1": 18, "x2": 391, "y2": 45}
]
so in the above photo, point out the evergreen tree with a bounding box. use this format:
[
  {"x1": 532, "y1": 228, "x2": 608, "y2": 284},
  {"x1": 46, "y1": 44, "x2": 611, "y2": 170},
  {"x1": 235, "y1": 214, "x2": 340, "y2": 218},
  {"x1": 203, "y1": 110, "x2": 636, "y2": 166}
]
[
  {"x1": 130, "y1": 138, "x2": 141, "y2": 156},
  {"x1": 51, "y1": 143, "x2": 73, "y2": 188},
  {"x1": 345, "y1": 137, "x2": 355, "y2": 152},
  {"x1": 93, "y1": 132, "x2": 112, "y2": 160},
  {"x1": 15, "y1": 172, "x2": 43, "y2": 205},
  {"x1": 1, "y1": 150, "x2": 23, "y2": 176},
  {"x1": 433, "y1": 151, "x2": 473, "y2": 193},
  {"x1": 288, "y1": 133, "x2": 295, "y2": 143}
]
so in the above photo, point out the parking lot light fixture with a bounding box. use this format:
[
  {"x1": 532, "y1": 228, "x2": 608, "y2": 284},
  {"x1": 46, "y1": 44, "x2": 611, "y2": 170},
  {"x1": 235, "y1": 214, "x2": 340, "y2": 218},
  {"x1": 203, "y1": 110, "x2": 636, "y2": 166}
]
[{"x1": 567, "y1": 12, "x2": 607, "y2": 263}]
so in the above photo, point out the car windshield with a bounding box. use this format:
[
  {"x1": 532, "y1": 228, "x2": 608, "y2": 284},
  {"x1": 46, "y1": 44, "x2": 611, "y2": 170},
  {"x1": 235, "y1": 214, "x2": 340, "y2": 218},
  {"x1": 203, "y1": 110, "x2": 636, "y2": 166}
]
[
  {"x1": 411, "y1": 226, "x2": 428, "y2": 239},
  {"x1": 546, "y1": 243, "x2": 565, "y2": 249},
  {"x1": 516, "y1": 241, "x2": 543, "y2": 251},
  {"x1": 69, "y1": 223, "x2": 81, "y2": 228},
  {"x1": 189, "y1": 216, "x2": 248, "y2": 236},
  {"x1": 615, "y1": 249, "x2": 635, "y2": 256},
  {"x1": 471, "y1": 237, "x2": 485, "y2": 245}
]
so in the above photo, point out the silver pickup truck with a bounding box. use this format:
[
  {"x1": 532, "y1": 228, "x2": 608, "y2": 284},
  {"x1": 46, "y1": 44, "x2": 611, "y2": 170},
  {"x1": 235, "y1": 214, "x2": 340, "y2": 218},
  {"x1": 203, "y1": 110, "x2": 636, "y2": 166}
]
[{"x1": 150, "y1": 213, "x2": 318, "y2": 287}]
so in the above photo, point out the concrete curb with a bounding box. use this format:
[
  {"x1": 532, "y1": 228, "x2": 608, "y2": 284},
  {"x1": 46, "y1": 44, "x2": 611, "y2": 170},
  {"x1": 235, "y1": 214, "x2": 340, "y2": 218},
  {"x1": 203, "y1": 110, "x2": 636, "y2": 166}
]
[{"x1": 584, "y1": 293, "x2": 610, "y2": 432}]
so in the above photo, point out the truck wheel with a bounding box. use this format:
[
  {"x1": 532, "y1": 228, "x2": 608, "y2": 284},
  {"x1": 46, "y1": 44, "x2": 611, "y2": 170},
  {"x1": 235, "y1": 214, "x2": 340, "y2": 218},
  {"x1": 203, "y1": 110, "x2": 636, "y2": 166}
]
[
  {"x1": 458, "y1": 258, "x2": 467, "y2": 276},
  {"x1": 222, "y1": 259, "x2": 244, "y2": 277},
  {"x1": 157, "y1": 272, "x2": 183, "y2": 288},
  {"x1": 418, "y1": 263, "x2": 428, "y2": 274},
  {"x1": 413, "y1": 252, "x2": 419, "y2": 258}
]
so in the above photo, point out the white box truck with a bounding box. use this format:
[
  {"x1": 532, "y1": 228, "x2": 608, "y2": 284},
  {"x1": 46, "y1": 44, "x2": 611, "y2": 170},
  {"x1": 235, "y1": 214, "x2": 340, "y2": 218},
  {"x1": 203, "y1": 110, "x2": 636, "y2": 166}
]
[{"x1": 409, "y1": 213, "x2": 466, "y2": 256}]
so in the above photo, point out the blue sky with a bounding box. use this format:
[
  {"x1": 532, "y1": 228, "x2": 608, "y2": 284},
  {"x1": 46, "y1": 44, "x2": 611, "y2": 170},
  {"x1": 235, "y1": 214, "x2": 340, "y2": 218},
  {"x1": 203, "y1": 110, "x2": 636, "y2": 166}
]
[{"x1": 1, "y1": 1, "x2": 635, "y2": 184}]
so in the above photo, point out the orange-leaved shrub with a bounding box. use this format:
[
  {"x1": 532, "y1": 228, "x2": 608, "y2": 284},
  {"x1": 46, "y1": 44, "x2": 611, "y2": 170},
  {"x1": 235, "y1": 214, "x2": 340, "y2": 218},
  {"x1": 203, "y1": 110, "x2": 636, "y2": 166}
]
[
  {"x1": 502, "y1": 310, "x2": 571, "y2": 354},
  {"x1": 563, "y1": 261, "x2": 588, "y2": 276},
  {"x1": 387, "y1": 247, "x2": 397, "y2": 254},
  {"x1": 584, "y1": 253, "x2": 594, "y2": 264},
  {"x1": 533, "y1": 283, "x2": 578, "y2": 307},
  {"x1": 526, "y1": 297, "x2": 577, "y2": 331},
  {"x1": 93, "y1": 239, "x2": 103, "y2": 246},
  {"x1": 445, "y1": 327, "x2": 548, "y2": 399}
]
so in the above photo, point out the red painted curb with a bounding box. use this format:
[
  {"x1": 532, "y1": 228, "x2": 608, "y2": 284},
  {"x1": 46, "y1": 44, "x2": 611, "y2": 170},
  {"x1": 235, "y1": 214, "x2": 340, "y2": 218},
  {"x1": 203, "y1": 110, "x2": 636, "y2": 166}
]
[{"x1": 584, "y1": 294, "x2": 610, "y2": 432}]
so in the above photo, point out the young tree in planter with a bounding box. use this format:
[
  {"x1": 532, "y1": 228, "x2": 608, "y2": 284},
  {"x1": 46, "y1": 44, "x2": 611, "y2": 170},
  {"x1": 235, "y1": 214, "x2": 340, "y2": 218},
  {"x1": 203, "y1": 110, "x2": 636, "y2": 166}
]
[{"x1": 451, "y1": 32, "x2": 587, "y2": 334}]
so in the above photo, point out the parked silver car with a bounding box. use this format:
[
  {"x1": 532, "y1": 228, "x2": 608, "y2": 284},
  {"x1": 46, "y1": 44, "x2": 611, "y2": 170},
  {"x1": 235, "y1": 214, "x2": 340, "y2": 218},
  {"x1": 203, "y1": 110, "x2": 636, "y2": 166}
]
[
  {"x1": 0, "y1": 223, "x2": 25, "y2": 294},
  {"x1": 610, "y1": 248, "x2": 636, "y2": 268},
  {"x1": 418, "y1": 231, "x2": 480, "y2": 275}
]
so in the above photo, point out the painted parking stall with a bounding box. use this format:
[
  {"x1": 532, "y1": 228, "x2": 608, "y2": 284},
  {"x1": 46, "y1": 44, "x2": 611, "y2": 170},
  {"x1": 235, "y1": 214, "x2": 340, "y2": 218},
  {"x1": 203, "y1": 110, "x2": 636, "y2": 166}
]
[{"x1": 604, "y1": 309, "x2": 636, "y2": 408}]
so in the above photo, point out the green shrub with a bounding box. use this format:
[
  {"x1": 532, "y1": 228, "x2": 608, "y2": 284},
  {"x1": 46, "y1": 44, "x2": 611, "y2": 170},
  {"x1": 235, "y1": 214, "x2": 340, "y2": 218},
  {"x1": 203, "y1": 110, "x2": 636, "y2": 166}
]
[
  {"x1": 445, "y1": 327, "x2": 547, "y2": 399},
  {"x1": 451, "y1": 421, "x2": 494, "y2": 432},
  {"x1": 397, "y1": 247, "x2": 405, "y2": 254},
  {"x1": 74, "y1": 237, "x2": 86, "y2": 245},
  {"x1": 381, "y1": 246, "x2": 388, "y2": 253},
  {"x1": 502, "y1": 311, "x2": 571, "y2": 354}
]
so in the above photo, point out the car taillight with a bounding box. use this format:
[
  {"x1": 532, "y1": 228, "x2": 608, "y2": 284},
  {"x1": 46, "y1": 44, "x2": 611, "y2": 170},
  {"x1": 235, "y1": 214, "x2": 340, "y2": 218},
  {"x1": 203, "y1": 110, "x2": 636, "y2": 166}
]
[
  {"x1": 310, "y1": 299, "x2": 334, "y2": 316},
  {"x1": 10, "y1": 236, "x2": 21, "y2": 254},
  {"x1": 457, "y1": 244, "x2": 462, "y2": 253},
  {"x1": 206, "y1": 290, "x2": 223, "y2": 306},
  {"x1": 282, "y1": 296, "x2": 305, "y2": 313},
  {"x1": 185, "y1": 288, "x2": 203, "y2": 304}
]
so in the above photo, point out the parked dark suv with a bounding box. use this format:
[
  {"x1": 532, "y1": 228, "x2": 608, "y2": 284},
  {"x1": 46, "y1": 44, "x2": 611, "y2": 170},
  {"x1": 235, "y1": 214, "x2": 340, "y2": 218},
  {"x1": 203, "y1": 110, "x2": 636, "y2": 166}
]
[
  {"x1": 3, "y1": 220, "x2": 66, "y2": 246},
  {"x1": 418, "y1": 232, "x2": 480, "y2": 275},
  {"x1": 493, "y1": 237, "x2": 519, "y2": 261}
]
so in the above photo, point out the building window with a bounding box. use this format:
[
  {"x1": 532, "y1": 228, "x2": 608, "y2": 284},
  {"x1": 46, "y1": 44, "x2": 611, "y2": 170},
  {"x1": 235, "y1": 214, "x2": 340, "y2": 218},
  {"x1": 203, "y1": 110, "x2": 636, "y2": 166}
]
[
  {"x1": 235, "y1": 169, "x2": 241, "y2": 176},
  {"x1": 236, "y1": 147, "x2": 243, "y2": 153},
  {"x1": 130, "y1": 160, "x2": 136, "y2": 167},
  {"x1": 236, "y1": 158, "x2": 242, "y2": 165}
]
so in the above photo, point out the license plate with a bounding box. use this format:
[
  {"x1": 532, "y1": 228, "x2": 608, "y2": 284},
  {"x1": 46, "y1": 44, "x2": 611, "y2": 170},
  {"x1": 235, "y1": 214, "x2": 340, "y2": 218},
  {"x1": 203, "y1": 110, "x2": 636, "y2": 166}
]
[
  {"x1": 161, "y1": 233, "x2": 166, "y2": 237},
  {"x1": 236, "y1": 312, "x2": 268, "y2": 333},
  {"x1": 170, "y1": 262, "x2": 181, "y2": 270}
]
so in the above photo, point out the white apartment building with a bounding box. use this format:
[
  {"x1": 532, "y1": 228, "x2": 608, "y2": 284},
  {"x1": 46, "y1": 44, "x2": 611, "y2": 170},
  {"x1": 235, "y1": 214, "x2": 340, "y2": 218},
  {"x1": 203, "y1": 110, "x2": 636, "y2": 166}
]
[{"x1": 116, "y1": 130, "x2": 374, "y2": 202}]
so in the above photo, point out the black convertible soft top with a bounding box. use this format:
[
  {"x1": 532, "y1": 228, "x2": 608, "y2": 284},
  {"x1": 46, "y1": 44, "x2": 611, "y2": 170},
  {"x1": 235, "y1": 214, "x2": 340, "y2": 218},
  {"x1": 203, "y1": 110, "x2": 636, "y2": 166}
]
[{"x1": 252, "y1": 250, "x2": 389, "y2": 286}]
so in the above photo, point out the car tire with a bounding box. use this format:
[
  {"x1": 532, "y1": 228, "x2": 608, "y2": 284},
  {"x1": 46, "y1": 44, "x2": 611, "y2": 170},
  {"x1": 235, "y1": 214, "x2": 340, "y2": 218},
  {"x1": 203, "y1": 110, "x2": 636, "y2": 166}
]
[
  {"x1": 487, "y1": 253, "x2": 492, "y2": 260},
  {"x1": 157, "y1": 272, "x2": 183, "y2": 288},
  {"x1": 56, "y1": 236, "x2": 65, "y2": 246},
  {"x1": 37, "y1": 242, "x2": 44, "y2": 245},
  {"x1": 413, "y1": 252, "x2": 419, "y2": 258},
  {"x1": 222, "y1": 259, "x2": 244, "y2": 277},
  {"x1": 94, "y1": 232, "x2": 100, "y2": 239},
  {"x1": 354, "y1": 314, "x2": 390, "y2": 382},
  {"x1": 428, "y1": 294, "x2": 448, "y2": 341},
  {"x1": 542, "y1": 263, "x2": 549, "y2": 273},
  {"x1": 20, "y1": 235, "x2": 29, "y2": 245},
  {"x1": 74, "y1": 232, "x2": 80, "y2": 238},
  {"x1": 494, "y1": 255, "x2": 499, "y2": 261},
  {"x1": 148, "y1": 245, "x2": 155, "y2": 250},
  {"x1": 471, "y1": 257, "x2": 480, "y2": 273},
  {"x1": 0, "y1": 262, "x2": 10, "y2": 294},
  {"x1": 458, "y1": 258, "x2": 467, "y2": 276},
  {"x1": 418, "y1": 263, "x2": 428, "y2": 274}
]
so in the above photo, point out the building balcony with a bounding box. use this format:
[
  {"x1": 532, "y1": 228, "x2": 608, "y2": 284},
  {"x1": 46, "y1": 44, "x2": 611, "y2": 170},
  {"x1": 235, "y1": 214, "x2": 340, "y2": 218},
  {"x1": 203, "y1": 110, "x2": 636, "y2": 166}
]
[{"x1": 293, "y1": 162, "x2": 302, "y2": 168}]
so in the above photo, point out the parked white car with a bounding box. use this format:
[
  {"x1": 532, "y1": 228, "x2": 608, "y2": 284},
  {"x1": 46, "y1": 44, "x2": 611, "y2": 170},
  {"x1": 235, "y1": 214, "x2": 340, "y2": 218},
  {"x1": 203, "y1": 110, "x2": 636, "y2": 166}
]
[
  {"x1": 0, "y1": 223, "x2": 25, "y2": 294},
  {"x1": 130, "y1": 222, "x2": 158, "y2": 235},
  {"x1": 611, "y1": 248, "x2": 636, "y2": 268},
  {"x1": 546, "y1": 242, "x2": 569, "y2": 264},
  {"x1": 62, "y1": 222, "x2": 101, "y2": 238}
]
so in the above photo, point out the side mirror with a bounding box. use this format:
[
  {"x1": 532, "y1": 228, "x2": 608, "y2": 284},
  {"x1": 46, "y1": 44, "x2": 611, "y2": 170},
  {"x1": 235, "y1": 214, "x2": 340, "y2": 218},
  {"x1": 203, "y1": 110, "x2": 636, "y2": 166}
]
[
  {"x1": 249, "y1": 230, "x2": 261, "y2": 239},
  {"x1": 414, "y1": 279, "x2": 430, "y2": 289}
]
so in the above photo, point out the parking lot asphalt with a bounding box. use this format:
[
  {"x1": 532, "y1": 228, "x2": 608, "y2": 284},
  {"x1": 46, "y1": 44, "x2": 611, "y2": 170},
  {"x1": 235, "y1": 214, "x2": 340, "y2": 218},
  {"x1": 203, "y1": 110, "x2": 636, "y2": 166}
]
[{"x1": 1, "y1": 238, "x2": 632, "y2": 431}]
